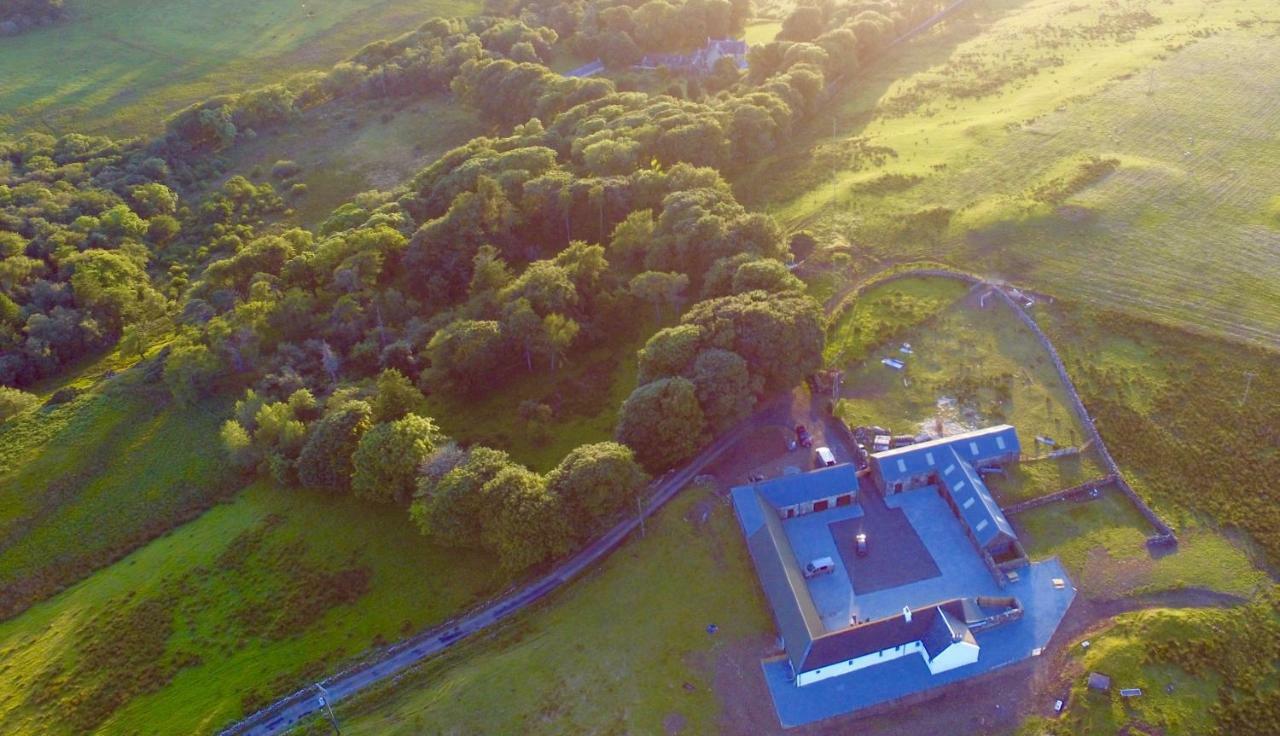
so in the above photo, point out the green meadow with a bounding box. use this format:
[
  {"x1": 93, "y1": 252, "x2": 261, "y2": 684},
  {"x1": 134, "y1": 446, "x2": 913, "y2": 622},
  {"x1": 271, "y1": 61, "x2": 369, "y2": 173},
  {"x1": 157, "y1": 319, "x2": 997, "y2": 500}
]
[
  {"x1": 0, "y1": 0, "x2": 479, "y2": 136},
  {"x1": 296, "y1": 486, "x2": 770, "y2": 735},
  {"x1": 0, "y1": 479, "x2": 503, "y2": 735},
  {"x1": 741, "y1": 0, "x2": 1280, "y2": 344}
]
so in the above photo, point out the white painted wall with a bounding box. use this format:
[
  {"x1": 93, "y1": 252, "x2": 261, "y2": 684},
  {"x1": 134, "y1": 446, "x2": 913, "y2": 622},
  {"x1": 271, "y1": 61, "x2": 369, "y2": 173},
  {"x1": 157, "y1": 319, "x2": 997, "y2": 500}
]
[
  {"x1": 926, "y1": 640, "x2": 980, "y2": 673},
  {"x1": 795, "y1": 641, "x2": 924, "y2": 686},
  {"x1": 795, "y1": 639, "x2": 979, "y2": 686}
]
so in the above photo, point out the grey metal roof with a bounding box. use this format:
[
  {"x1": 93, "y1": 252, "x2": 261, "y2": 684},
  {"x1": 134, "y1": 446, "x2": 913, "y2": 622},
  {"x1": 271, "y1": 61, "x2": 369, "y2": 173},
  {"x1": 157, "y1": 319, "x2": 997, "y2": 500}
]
[
  {"x1": 743, "y1": 490, "x2": 824, "y2": 672},
  {"x1": 749, "y1": 464, "x2": 860, "y2": 510},
  {"x1": 940, "y1": 446, "x2": 1017, "y2": 549},
  {"x1": 871, "y1": 425, "x2": 1020, "y2": 485}
]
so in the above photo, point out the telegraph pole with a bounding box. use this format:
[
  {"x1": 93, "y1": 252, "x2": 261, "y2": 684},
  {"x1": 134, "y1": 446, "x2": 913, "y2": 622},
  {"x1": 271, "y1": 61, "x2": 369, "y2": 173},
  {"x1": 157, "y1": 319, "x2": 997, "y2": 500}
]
[
  {"x1": 1241, "y1": 371, "x2": 1257, "y2": 407},
  {"x1": 315, "y1": 683, "x2": 341, "y2": 735}
]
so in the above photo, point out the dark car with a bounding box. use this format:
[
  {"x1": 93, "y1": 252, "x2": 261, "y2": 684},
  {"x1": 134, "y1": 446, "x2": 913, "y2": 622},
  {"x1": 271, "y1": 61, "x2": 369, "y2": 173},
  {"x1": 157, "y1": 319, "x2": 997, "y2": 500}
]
[
  {"x1": 795, "y1": 424, "x2": 813, "y2": 448},
  {"x1": 855, "y1": 532, "x2": 868, "y2": 557}
]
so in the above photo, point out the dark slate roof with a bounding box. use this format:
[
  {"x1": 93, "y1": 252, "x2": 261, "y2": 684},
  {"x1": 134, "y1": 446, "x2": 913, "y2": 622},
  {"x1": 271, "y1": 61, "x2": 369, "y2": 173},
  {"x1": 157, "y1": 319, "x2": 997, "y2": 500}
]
[
  {"x1": 872, "y1": 425, "x2": 1020, "y2": 485},
  {"x1": 748, "y1": 464, "x2": 860, "y2": 510},
  {"x1": 801, "y1": 600, "x2": 971, "y2": 673},
  {"x1": 744, "y1": 490, "x2": 824, "y2": 672},
  {"x1": 940, "y1": 446, "x2": 1017, "y2": 548}
]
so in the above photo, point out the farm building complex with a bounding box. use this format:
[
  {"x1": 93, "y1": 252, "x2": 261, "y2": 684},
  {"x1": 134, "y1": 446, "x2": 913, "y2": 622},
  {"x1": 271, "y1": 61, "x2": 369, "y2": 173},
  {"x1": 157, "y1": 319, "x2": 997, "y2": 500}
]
[{"x1": 731, "y1": 425, "x2": 1077, "y2": 727}]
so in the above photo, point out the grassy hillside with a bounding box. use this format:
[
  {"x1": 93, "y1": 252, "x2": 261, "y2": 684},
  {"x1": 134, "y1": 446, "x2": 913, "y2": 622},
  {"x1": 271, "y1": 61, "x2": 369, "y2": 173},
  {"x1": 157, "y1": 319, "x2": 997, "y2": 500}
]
[
  {"x1": 0, "y1": 0, "x2": 478, "y2": 136},
  {"x1": 296, "y1": 486, "x2": 771, "y2": 735},
  {"x1": 1020, "y1": 593, "x2": 1280, "y2": 735},
  {"x1": 0, "y1": 480, "x2": 504, "y2": 735},
  {"x1": 0, "y1": 367, "x2": 237, "y2": 619},
  {"x1": 741, "y1": 0, "x2": 1280, "y2": 344},
  {"x1": 1040, "y1": 300, "x2": 1280, "y2": 565}
]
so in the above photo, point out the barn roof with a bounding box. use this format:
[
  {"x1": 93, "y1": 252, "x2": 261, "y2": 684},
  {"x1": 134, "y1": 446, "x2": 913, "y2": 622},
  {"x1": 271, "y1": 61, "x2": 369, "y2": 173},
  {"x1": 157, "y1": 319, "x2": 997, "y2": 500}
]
[
  {"x1": 750, "y1": 463, "x2": 860, "y2": 510},
  {"x1": 940, "y1": 446, "x2": 1017, "y2": 549},
  {"x1": 872, "y1": 425, "x2": 1020, "y2": 485},
  {"x1": 743, "y1": 490, "x2": 824, "y2": 672}
]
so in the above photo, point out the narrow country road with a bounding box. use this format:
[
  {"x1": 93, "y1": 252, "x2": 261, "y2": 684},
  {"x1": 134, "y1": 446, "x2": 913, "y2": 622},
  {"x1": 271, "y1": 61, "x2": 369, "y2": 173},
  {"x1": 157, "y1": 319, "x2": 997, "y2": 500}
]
[{"x1": 222, "y1": 420, "x2": 752, "y2": 735}]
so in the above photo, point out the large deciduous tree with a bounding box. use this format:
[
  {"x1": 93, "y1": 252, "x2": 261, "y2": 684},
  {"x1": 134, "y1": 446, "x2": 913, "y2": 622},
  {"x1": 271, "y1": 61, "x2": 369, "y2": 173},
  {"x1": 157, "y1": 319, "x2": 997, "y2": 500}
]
[
  {"x1": 616, "y1": 376, "x2": 706, "y2": 472},
  {"x1": 547, "y1": 441, "x2": 649, "y2": 537},
  {"x1": 352, "y1": 414, "x2": 442, "y2": 504}
]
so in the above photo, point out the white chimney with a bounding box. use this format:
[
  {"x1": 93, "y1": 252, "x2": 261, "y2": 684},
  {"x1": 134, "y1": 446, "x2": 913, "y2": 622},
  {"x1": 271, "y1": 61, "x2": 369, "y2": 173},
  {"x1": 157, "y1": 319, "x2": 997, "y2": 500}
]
[{"x1": 903, "y1": 606, "x2": 912, "y2": 623}]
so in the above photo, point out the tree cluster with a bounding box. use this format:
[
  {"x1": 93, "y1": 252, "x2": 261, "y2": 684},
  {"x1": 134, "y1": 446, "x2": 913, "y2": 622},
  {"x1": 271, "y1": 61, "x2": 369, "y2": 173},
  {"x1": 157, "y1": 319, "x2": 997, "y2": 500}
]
[
  {"x1": 516, "y1": 0, "x2": 751, "y2": 68},
  {"x1": 161, "y1": 17, "x2": 563, "y2": 155},
  {"x1": 0, "y1": 0, "x2": 66, "y2": 35},
  {"x1": 218, "y1": 365, "x2": 649, "y2": 572},
  {"x1": 0, "y1": 133, "x2": 175, "y2": 386},
  {"x1": 617, "y1": 288, "x2": 822, "y2": 470}
]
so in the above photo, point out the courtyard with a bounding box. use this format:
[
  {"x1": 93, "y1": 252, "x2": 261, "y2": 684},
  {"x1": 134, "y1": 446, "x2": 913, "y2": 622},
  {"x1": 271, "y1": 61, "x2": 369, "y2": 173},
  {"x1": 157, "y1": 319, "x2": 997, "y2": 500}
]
[{"x1": 732, "y1": 463, "x2": 1076, "y2": 729}]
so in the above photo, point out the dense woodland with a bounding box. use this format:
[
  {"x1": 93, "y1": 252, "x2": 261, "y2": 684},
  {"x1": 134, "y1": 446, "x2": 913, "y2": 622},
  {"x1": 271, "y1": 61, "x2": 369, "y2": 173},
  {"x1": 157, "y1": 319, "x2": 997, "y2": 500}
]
[
  {"x1": 2, "y1": 0, "x2": 956, "y2": 572},
  {"x1": 0, "y1": 0, "x2": 64, "y2": 35}
]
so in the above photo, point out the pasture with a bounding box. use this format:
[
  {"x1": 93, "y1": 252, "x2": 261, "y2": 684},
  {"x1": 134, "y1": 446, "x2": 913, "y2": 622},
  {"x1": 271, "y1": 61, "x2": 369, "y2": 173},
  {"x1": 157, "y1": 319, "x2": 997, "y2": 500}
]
[
  {"x1": 0, "y1": 0, "x2": 478, "y2": 136},
  {"x1": 1014, "y1": 492, "x2": 1267, "y2": 601},
  {"x1": 295, "y1": 486, "x2": 771, "y2": 735},
  {"x1": 741, "y1": 0, "x2": 1280, "y2": 345},
  {"x1": 0, "y1": 480, "x2": 502, "y2": 735},
  {"x1": 0, "y1": 371, "x2": 235, "y2": 620}
]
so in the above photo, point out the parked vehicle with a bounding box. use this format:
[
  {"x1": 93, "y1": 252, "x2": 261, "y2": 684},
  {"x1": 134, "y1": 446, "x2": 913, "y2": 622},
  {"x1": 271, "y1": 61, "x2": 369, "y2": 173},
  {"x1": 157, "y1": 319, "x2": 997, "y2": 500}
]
[
  {"x1": 795, "y1": 424, "x2": 813, "y2": 448},
  {"x1": 803, "y1": 557, "x2": 835, "y2": 578},
  {"x1": 855, "y1": 533, "x2": 868, "y2": 557},
  {"x1": 815, "y1": 446, "x2": 836, "y2": 467}
]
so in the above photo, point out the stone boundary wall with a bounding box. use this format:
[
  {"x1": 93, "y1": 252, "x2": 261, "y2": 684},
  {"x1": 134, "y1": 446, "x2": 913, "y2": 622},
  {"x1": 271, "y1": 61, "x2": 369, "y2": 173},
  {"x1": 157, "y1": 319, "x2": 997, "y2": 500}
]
[{"x1": 826, "y1": 266, "x2": 1176, "y2": 546}]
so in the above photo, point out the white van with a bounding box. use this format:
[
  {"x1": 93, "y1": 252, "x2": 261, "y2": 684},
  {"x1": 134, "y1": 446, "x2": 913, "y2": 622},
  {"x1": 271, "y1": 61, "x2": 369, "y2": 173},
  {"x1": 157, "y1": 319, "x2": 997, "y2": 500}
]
[
  {"x1": 815, "y1": 446, "x2": 837, "y2": 467},
  {"x1": 803, "y1": 557, "x2": 835, "y2": 578}
]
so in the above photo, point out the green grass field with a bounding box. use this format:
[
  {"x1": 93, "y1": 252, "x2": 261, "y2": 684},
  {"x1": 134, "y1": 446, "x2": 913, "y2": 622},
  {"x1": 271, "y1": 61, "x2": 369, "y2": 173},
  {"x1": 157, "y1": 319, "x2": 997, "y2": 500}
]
[
  {"x1": 297, "y1": 486, "x2": 770, "y2": 735},
  {"x1": 830, "y1": 277, "x2": 1106, "y2": 500},
  {"x1": 218, "y1": 96, "x2": 486, "y2": 228},
  {"x1": 0, "y1": 0, "x2": 478, "y2": 136},
  {"x1": 1014, "y1": 491, "x2": 1267, "y2": 601},
  {"x1": 0, "y1": 480, "x2": 503, "y2": 735},
  {"x1": 0, "y1": 370, "x2": 237, "y2": 620},
  {"x1": 740, "y1": 0, "x2": 1280, "y2": 345}
]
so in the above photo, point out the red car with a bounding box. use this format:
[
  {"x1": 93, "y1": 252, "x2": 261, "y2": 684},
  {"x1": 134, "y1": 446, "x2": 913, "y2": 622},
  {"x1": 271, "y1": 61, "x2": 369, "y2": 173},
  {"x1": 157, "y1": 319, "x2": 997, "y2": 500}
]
[{"x1": 795, "y1": 424, "x2": 813, "y2": 448}]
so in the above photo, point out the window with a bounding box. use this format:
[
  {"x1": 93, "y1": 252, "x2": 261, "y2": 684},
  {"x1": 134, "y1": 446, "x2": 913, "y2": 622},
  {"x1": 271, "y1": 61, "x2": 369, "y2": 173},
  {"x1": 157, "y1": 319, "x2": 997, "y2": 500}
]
[
  {"x1": 970, "y1": 441, "x2": 980, "y2": 456},
  {"x1": 996, "y1": 436, "x2": 1006, "y2": 450},
  {"x1": 894, "y1": 482, "x2": 903, "y2": 493},
  {"x1": 925, "y1": 451, "x2": 935, "y2": 466}
]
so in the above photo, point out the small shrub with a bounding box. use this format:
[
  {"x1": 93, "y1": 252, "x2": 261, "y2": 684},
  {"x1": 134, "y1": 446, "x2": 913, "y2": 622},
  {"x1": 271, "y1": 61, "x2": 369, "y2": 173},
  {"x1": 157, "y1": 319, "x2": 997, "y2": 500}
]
[{"x1": 271, "y1": 160, "x2": 302, "y2": 180}]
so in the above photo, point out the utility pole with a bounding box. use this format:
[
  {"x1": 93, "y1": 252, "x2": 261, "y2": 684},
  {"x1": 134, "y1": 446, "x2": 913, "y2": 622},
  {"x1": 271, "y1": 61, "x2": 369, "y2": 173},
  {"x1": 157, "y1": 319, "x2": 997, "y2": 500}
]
[
  {"x1": 315, "y1": 683, "x2": 341, "y2": 735},
  {"x1": 1241, "y1": 371, "x2": 1257, "y2": 407},
  {"x1": 636, "y1": 496, "x2": 646, "y2": 538},
  {"x1": 831, "y1": 116, "x2": 838, "y2": 207}
]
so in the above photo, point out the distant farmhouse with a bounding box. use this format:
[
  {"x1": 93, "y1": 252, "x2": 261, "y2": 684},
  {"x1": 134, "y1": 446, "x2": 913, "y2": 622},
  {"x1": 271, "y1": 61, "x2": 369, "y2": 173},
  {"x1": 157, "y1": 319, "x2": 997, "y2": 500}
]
[
  {"x1": 636, "y1": 37, "x2": 749, "y2": 74},
  {"x1": 731, "y1": 425, "x2": 1075, "y2": 727}
]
